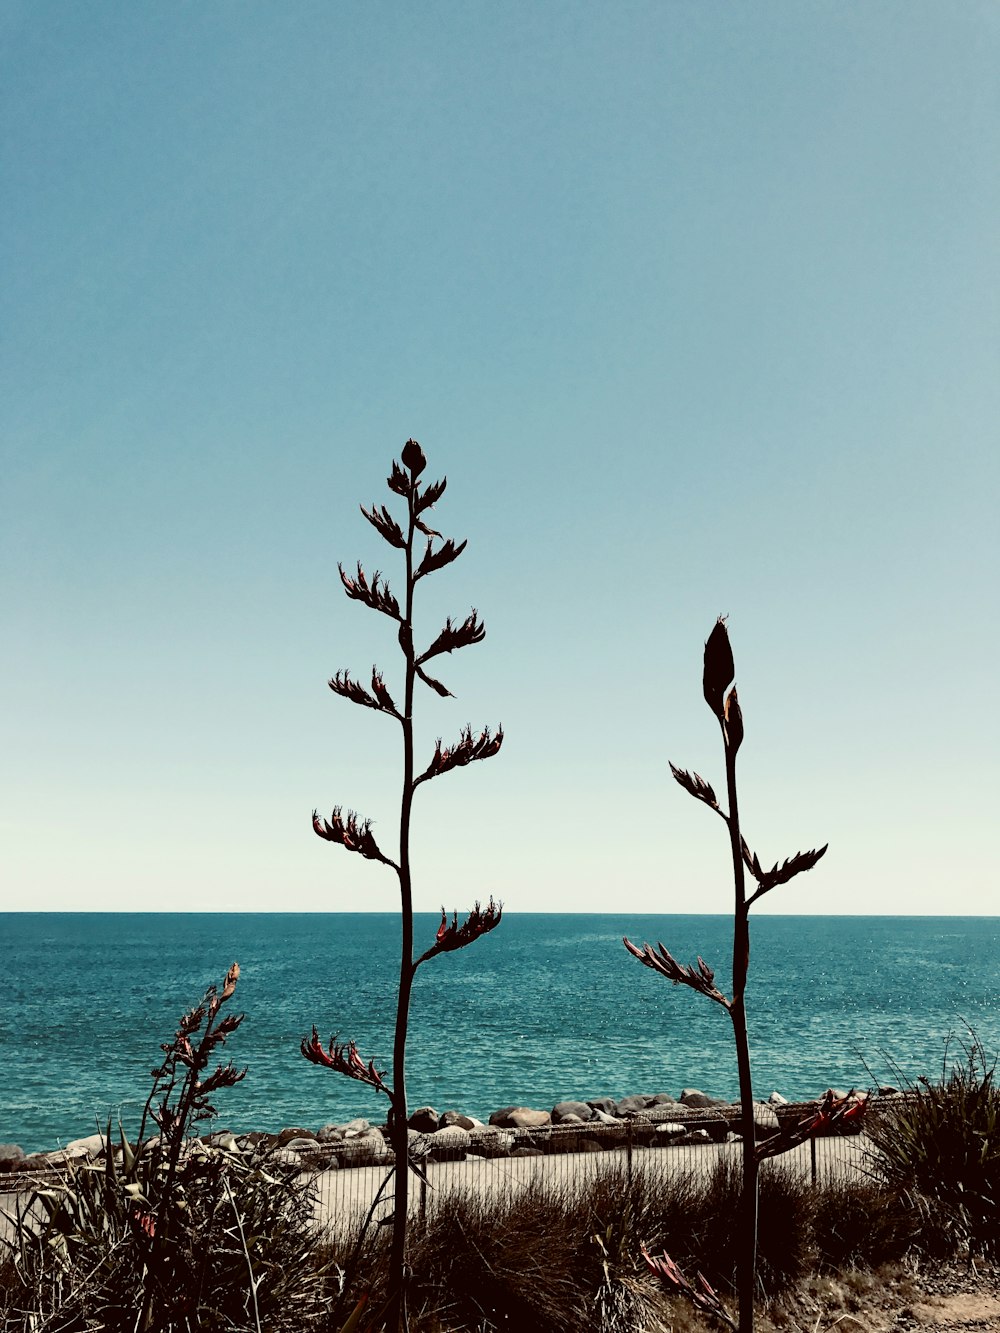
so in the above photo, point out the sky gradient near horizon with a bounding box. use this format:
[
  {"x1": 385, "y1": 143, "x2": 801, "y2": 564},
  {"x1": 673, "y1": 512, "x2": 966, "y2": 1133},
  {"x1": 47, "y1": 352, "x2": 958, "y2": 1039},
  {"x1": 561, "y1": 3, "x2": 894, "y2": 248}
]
[{"x1": 3, "y1": 3, "x2": 998, "y2": 915}]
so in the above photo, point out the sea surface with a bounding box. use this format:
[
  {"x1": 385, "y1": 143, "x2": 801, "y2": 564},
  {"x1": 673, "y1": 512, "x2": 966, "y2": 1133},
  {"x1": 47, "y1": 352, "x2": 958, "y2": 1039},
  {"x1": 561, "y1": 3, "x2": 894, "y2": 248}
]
[{"x1": 2, "y1": 913, "x2": 998, "y2": 1154}]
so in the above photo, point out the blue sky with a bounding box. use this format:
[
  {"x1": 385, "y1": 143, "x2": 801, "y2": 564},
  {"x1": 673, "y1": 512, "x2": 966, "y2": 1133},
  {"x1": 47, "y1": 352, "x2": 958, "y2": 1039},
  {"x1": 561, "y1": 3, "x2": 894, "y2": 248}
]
[{"x1": 2, "y1": 2, "x2": 998, "y2": 914}]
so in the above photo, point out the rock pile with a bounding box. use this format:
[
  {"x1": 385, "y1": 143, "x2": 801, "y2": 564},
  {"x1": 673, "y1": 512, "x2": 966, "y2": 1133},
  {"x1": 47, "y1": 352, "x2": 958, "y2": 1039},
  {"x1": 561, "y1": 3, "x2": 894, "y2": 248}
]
[{"x1": 0, "y1": 1086, "x2": 882, "y2": 1178}]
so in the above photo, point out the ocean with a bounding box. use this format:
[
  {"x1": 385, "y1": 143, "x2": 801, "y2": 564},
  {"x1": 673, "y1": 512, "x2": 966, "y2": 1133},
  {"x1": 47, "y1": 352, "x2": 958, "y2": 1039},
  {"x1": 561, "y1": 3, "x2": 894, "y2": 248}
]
[{"x1": 2, "y1": 913, "x2": 998, "y2": 1155}]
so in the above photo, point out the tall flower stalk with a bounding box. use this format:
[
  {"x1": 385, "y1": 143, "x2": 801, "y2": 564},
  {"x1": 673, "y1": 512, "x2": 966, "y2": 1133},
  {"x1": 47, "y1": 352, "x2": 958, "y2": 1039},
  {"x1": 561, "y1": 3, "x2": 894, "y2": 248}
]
[
  {"x1": 625, "y1": 619, "x2": 827, "y2": 1333},
  {"x1": 303, "y1": 440, "x2": 503, "y2": 1331}
]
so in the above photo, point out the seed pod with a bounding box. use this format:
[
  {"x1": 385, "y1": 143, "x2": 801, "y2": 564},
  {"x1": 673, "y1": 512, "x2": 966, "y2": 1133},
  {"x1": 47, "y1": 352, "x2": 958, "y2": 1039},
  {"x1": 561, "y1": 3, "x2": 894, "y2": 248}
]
[
  {"x1": 703, "y1": 618, "x2": 735, "y2": 720},
  {"x1": 401, "y1": 438, "x2": 427, "y2": 478}
]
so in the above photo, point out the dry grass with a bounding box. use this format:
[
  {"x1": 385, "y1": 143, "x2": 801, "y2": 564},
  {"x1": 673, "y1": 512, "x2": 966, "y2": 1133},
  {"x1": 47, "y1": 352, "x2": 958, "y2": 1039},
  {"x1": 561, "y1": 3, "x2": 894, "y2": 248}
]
[{"x1": 316, "y1": 1156, "x2": 941, "y2": 1332}]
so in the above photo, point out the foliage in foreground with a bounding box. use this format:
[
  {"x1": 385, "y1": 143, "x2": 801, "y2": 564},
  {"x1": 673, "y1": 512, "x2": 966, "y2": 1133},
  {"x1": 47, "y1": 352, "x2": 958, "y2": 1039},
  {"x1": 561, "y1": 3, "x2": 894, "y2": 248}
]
[
  {"x1": 0, "y1": 966, "x2": 333, "y2": 1333},
  {"x1": 2, "y1": 962, "x2": 996, "y2": 1333},
  {"x1": 867, "y1": 1035, "x2": 1000, "y2": 1258},
  {"x1": 319, "y1": 1157, "x2": 937, "y2": 1333}
]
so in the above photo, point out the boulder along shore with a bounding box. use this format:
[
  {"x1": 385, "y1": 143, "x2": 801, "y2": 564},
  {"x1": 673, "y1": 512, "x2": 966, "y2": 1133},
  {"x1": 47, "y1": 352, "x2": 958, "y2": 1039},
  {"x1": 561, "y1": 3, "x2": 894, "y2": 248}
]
[{"x1": 0, "y1": 1084, "x2": 886, "y2": 1179}]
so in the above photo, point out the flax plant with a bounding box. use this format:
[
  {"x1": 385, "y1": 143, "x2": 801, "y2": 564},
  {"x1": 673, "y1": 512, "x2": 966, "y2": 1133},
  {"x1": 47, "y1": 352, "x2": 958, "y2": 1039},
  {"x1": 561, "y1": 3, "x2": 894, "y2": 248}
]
[
  {"x1": 303, "y1": 439, "x2": 503, "y2": 1332},
  {"x1": 625, "y1": 619, "x2": 827, "y2": 1333}
]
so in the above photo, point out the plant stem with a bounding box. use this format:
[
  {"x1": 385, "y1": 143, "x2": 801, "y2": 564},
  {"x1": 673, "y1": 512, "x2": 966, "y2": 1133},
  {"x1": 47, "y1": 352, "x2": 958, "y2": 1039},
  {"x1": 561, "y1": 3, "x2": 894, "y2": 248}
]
[
  {"x1": 723, "y1": 731, "x2": 757, "y2": 1333},
  {"x1": 387, "y1": 485, "x2": 418, "y2": 1331}
]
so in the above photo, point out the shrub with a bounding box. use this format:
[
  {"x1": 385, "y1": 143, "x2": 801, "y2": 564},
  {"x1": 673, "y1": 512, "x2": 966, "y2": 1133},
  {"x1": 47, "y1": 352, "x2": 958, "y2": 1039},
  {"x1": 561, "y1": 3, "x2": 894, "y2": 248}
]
[
  {"x1": 866, "y1": 1035, "x2": 1000, "y2": 1258},
  {"x1": 1, "y1": 967, "x2": 333, "y2": 1332}
]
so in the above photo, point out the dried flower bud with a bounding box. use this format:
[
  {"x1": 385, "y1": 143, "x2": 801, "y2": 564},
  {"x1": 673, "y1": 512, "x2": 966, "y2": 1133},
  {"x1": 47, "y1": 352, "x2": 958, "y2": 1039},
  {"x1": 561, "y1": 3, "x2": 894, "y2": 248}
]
[
  {"x1": 425, "y1": 897, "x2": 503, "y2": 959},
  {"x1": 300, "y1": 1027, "x2": 391, "y2": 1095},
  {"x1": 703, "y1": 617, "x2": 735, "y2": 720},
  {"x1": 312, "y1": 806, "x2": 393, "y2": 865},
  {"x1": 401, "y1": 438, "x2": 427, "y2": 478},
  {"x1": 387, "y1": 460, "x2": 410, "y2": 495}
]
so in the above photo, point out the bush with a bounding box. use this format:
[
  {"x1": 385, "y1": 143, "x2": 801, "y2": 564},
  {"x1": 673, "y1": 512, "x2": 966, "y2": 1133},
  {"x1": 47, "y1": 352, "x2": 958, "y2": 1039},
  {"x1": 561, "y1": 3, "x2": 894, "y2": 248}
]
[
  {"x1": 0, "y1": 966, "x2": 336, "y2": 1332},
  {"x1": 323, "y1": 1157, "x2": 836, "y2": 1332},
  {"x1": 867, "y1": 1035, "x2": 1000, "y2": 1257},
  {"x1": 2, "y1": 1140, "x2": 330, "y2": 1331}
]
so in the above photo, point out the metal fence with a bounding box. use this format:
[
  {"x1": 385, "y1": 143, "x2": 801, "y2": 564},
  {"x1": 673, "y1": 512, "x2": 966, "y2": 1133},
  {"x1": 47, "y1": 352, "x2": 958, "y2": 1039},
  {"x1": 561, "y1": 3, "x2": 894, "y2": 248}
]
[{"x1": 306, "y1": 1106, "x2": 884, "y2": 1236}]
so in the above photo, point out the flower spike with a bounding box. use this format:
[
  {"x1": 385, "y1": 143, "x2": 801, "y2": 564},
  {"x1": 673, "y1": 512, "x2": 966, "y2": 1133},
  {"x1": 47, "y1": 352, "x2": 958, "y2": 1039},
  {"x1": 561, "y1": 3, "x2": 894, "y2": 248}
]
[
  {"x1": 416, "y1": 725, "x2": 504, "y2": 784},
  {"x1": 623, "y1": 936, "x2": 730, "y2": 1008},
  {"x1": 300, "y1": 1027, "x2": 392, "y2": 1097},
  {"x1": 312, "y1": 806, "x2": 397, "y2": 867},
  {"x1": 419, "y1": 898, "x2": 503, "y2": 962}
]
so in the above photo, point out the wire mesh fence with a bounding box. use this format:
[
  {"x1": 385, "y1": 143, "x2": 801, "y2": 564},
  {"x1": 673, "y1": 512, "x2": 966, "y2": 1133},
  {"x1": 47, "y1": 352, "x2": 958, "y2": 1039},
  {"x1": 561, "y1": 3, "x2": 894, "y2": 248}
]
[{"x1": 306, "y1": 1104, "x2": 884, "y2": 1236}]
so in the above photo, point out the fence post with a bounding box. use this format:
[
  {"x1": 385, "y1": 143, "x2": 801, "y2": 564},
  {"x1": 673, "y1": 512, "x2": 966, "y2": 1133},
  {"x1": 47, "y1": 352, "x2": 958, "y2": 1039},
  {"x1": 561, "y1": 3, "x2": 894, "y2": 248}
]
[
  {"x1": 419, "y1": 1164, "x2": 427, "y2": 1226},
  {"x1": 626, "y1": 1123, "x2": 633, "y2": 1187}
]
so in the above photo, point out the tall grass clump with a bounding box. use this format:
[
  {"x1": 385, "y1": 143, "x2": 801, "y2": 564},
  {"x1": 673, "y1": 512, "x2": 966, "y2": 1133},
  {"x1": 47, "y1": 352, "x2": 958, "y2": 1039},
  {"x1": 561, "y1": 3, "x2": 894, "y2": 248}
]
[
  {"x1": 1, "y1": 965, "x2": 330, "y2": 1332},
  {"x1": 302, "y1": 439, "x2": 503, "y2": 1331},
  {"x1": 625, "y1": 618, "x2": 829, "y2": 1332},
  {"x1": 319, "y1": 1158, "x2": 896, "y2": 1333},
  {"x1": 867, "y1": 1034, "x2": 1000, "y2": 1258}
]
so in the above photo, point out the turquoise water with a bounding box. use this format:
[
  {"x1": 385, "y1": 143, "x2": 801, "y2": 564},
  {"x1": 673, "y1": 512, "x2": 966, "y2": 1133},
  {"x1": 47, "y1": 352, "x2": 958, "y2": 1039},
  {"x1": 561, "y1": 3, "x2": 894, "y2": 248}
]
[{"x1": 2, "y1": 913, "x2": 998, "y2": 1154}]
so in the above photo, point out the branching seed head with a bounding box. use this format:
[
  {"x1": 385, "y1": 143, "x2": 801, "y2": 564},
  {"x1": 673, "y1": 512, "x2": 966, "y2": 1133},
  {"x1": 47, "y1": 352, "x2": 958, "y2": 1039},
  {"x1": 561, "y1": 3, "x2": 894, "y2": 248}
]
[
  {"x1": 312, "y1": 806, "x2": 393, "y2": 865},
  {"x1": 300, "y1": 1027, "x2": 392, "y2": 1097},
  {"x1": 418, "y1": 725, "x2": 504, "y2": 782},
  {"x1": 427, "y1": 898, "x2": 503, "y2": 958}
]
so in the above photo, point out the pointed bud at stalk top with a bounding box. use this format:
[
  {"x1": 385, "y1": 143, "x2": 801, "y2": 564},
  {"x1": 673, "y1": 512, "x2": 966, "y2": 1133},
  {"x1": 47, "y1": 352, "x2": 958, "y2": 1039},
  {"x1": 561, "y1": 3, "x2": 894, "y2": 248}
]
[
  {"x1": 703, "y1": 617, "x2": 735, "y2": 720},
  {"x1": 401, "y1": 438, "x2": 426, "y2": 478},
  {"x1": 724, "y1": 687, "x2": 744, "y2": 754}
]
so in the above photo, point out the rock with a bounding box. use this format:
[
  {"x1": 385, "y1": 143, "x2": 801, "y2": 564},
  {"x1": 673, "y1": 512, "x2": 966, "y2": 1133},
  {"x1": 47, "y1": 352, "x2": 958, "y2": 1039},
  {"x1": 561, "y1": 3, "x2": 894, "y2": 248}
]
[
  {"x1": 36, "y1": 1148, "x2": 88, "y2": 1168},
  {"x1": 469, "y1": 1128, "x2": 515, "y2": 1157},
  {"x1": 552, "y1": 1100, "x2": 594, "y2": 1124},
  {"x1": 276, "y1": 1126, "x2": 318, "y2": 1147},
  {"x1": 578, "y1": 1138, "x2": 605, "y2": 1153},
  {"x1": 342, "y1": 1131, "x2": 392, "y2": 1165},
  {"x1": 654, "y1": 1122, "x2": 687, "y2": 1142},
  {"x1": 753, "y1": 1105, "x2": 781, "y2": 1138},
  {"x1": 587, "y1": 1097, "x2": 618, "y2": 1115},
  {"x1": 651, "y1": 1093, "x2": 678, "y2": 1106},
  {"x1": 511, "y1": 1146, "x2": 544, "y2": 1158},
  {"x1": 642, "y1": 1104, "x2": 690, "y2": 1125},
  {"x1": 283, "y1": 1137, "x2": 322, "y2": 1153},
  {"x1": 431, "y1": 1124, "x2": 471, "y2": 1148},
  {"x1": 488, "y1": 1107, "x2": 552, "y2": 1129},
  {"x1": 625, "y1": 1120, "x2": 656, "y2": 1145},
  {"x1": 65, "y1": 1133, "x2": 108, "y2": 1158},
  {"x1": 685, "y1": 1128, "x2": 712, "y2": 1144},
  {"x1": 592, "y1": 1108, "x2": 619, "y2": 1125},
  {"x1": 429, "y1": 1125, "x2": 470, "y2": 1161},
  {"x1": 268, "y1": 1148, "x2": 302, "y2": 1168},
  {"x1": 439, "y1": 1111, "x2": 477, "y2": 1130},
  {"x1": 408, "y1": 1106, "x2": 440, "y2": 1133},
  {"x1": 341, "y1": 1119, "x2": 373, "y2": 1139},
  {"x1": 768, "y1": 1091, "x2": 788, "y2": 1105},
  {"x1": 615, "y1": 1093, "x2": 655, "y2": 1115},
  {"x1": 0, "y1": 1144, "x2": 25, "y2": 1172},
  {"x1": 317, "y1": 1123, "x2": 344, "y2": 1143},
  {"x1": 679, "y1": 1089, "x2": 720, "y2": 1109}
]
